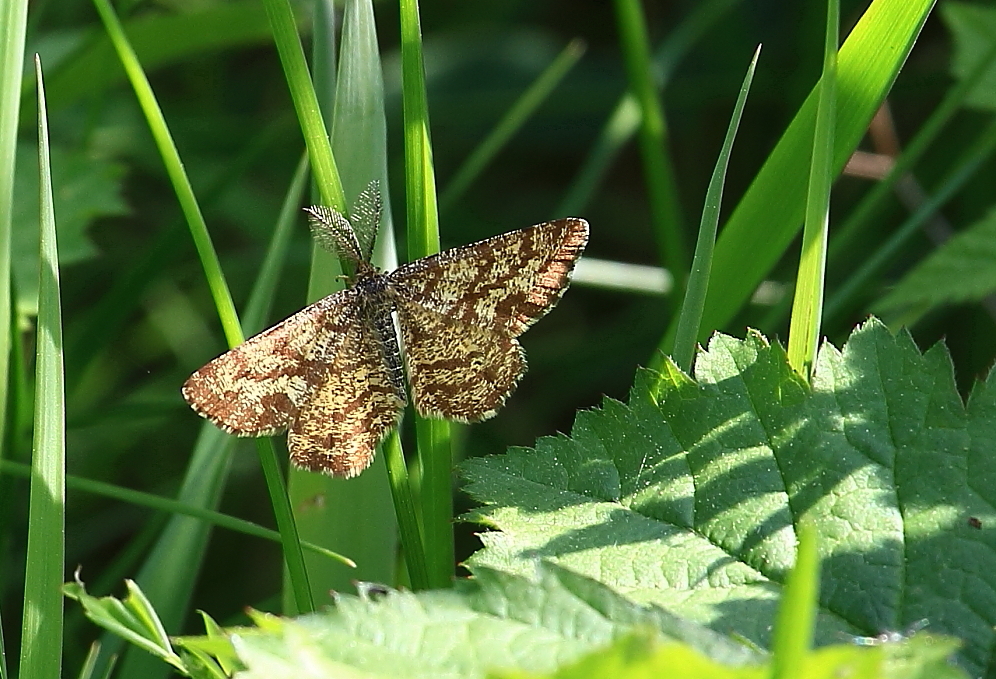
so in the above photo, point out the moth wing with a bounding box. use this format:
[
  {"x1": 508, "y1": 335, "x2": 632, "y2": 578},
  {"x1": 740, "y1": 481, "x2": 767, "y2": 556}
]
[
  {"x1": 388, "y1": 218, "x2": 588, "y2": 337},
  {"x1": 181, "y1": 291, "x2": 354, "y2": 436},
  {"x1": 287, "y1": 305, "x2": 406, "y2": 478},
  {"x1": 396, "y1": 299, "x2": 525, "y2": 422}
]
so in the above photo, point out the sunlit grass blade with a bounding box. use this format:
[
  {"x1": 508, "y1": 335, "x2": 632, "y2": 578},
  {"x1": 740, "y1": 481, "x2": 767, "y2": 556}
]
[
  {"x1": 693, "y1": 0, "x2": 933, "y2": 340},
  {"x1": 557, "y1": 0, "x2": 740, "y2": 216},
  {"x1": 439, "y1": 38, "x2": 587, "y2": 213},
  {"x1": 288, "y1": 0, "x2": 404, "y2": 605},
  {"x1": 759, "y1": 36, "x2": 996, "y2": 340},
  {"x1": 668, "y1": 45, "x2": 760, "y2": 374},
  {"x1": 19, "y1": 54, "x2": 66, "y2": 679},
  {"x1": 787, "y1": 0, "x2": 837, "y2": 379},
  {"x1": 770, "y1": 522, "x2": 820, "y2": 679},
  {"x1": 400, "y1": 0, "x2": 452, "y2": 590},
  {"x1": 261, "y1": 0, "x2": 344, "y2": 210},
  {"x1": 613, "y1": 0, "x2": 687, "y2": 287},
  {"x1": 0, "y1": 0, "x2": 27, "y2": 468}
]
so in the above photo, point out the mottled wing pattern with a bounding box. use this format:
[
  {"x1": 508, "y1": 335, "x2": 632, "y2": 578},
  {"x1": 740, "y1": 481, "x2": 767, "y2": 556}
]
[
  {"x1": 389, "y1": 218, "x2": 589, "y2": 335},
  {"x1": 396, "y1": 300, "x2": 525, "y2": 421},
  {"x1": 287, "y1": 302, "x2": 406, "y2": 477},
  {"x1": 390, "y1": 218, "x2": 588, "y2": 421},
  {"x1": 181, "y1": 292, "x2": 354, "y2": 436}
]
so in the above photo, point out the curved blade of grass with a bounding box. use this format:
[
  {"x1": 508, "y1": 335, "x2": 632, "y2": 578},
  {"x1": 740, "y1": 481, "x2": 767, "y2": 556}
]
[
  {"x1": 787, "y1": 0, "x2": 837, "y2": 380},
  {"x1": 400, "y1": 0, "x2": 452, "y2": 590},
  {"x1": 0, "y1": 459, "x2": 353, "y2": 565},
  {"x1": 91, "y1": 0, "x2": 316, "y2": 646},
  {"x1": 262, "y1": 0, "x2": 344, "y2": 210},
  {"x1": 439, "y1": 38, "x2": 587, "y2": 213},
  {"x1": 613, "y1": 0, "x2": 687, "y2": 287},
  {"x1": 90, "y1": 0, "x2": 241, "y2": 346},
  {"x1": 287, "y1": 0, "x2": 407, "y2": 606},
  {"x1": 771, "y1": 522, "x2": 820, "y2": 679},
  {"x1": 557, "y1": 0, "x2": 741, "y2": 217},
  {"x1": 669, "y1": 45, "x2": 760, "y2": 374},
  {"x1": 691, "y1": 0, "x2": 933, "y2": 341},
  {"x1": 19, "y1": 55, "x2": 66, "y2": 679},
  {"x1": 112, "y1": 163, "x2": 314, "y2": 670}
]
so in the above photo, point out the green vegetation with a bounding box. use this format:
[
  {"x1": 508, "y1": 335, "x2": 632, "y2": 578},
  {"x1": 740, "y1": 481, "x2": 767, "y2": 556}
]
[{"x1": 2, "y1": 0, "x2": 994, "y2": 677}]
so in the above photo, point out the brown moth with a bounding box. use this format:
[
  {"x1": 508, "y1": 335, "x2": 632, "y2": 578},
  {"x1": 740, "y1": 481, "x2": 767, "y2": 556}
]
[{"x1": 182, "y1": 183, "x2": 588, "y2": 478}]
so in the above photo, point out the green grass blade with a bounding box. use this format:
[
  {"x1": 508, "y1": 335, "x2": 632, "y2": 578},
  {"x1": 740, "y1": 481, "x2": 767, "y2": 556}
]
[
  {"x1": 90, "y1": 0, "x2": 242, "y2": 348},
  {"x1": 92, "y1": 0, "x2": 316, "y2": 649},
  {"x1": 760, "y1": 33, "x2": 996, "y2": 339},
  {"x1": 770, "y1": 522, "x2": 820, "y2": 679},
  {"x1": 19, "y1": 54, "x2": 66, "y2": 679},
  {"x1": 439, "y1": 38, "x2": 586, "y2": 213},
  {"x1": 787, "y1": 0, "x2": 837, "y2": 379},
  {"x1": 75, "y1": 642, "x2": 100, "y2": 679},
  {"x1": 0, "y1": 459, "x2": 353, "y2": 565},
  {"x1": 400, "y1": 0, "x2": 453, "y2": 590},
  {"x1": 261, "y1": 0, "x2": 344, "y2": 210},
  {"x1": 0, "y1": 0, "x2": 27, "y2": 470},
  {"x1": 254, "y1": 439, "x2": 314, "y2": 615},
  {"x1": 669, "y1": 46, "x2": 760, "y2": 373},
  {"x1": 382, "y1": 430, "x2": 428, "y2": 589},
  {"x1": 612, "y1": 0, "x2": 688, "y2": 282},
  {"x1": 288, "y1": 0, "x2": 402, "y2": 608},
  {"x1": 693, "y1": 0, "x2": 933, "y2": 340},
  {"x1": 556, "y1": 0, "x2": 740, "y2": 216},
  {"x1": 111, "y1": 157, "x2": 314, "y2": 669}
]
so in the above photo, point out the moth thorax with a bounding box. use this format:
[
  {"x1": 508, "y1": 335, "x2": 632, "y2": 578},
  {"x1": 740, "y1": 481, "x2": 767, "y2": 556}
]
[{"x1": 353, "y1": 270, "x2": 396, "y2": 314}]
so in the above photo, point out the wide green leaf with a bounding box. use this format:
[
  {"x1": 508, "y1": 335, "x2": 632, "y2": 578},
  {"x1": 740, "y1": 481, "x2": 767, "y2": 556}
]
[
  {"x1": 463, "y1": 319, "x2": 996, "y2": 676},
  {"x1": 202, "y1": 563, "x2": 759, "y2": 678}
]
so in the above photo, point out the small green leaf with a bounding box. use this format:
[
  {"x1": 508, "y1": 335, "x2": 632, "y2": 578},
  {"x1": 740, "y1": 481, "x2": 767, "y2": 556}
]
[
  {"x1": 942, "y1": 1, "x2": 996, "y2": 110},
  {"x1": 63, "y1": 575, "x2": 186, "y2": 673},
  {"x1": 874, "y1": 207, "x2": 996, "y2": 321}
]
